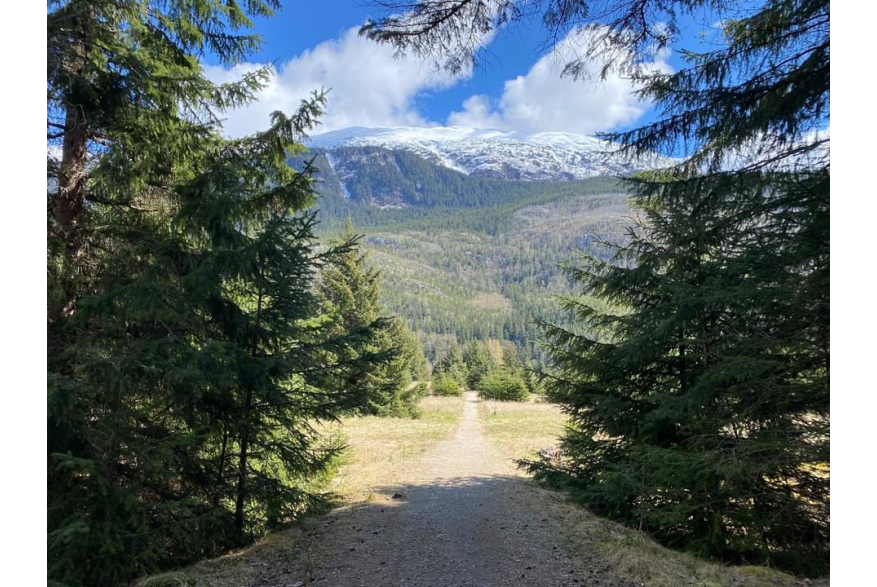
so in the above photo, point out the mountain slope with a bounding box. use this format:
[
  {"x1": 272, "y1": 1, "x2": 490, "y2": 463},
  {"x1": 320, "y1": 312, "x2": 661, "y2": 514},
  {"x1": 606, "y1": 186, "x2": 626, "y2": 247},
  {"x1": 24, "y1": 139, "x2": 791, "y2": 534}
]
[
  {"x1": 300, "y1": 146, "x2": 622, "y2": 213},
  {"x1": 308, "y1": 125, "x2": 672, "y2": 181},
  {"x1": 298, "y1": 127, "x2": 654, "y2": 364},
  {"x1": 302, "y1": 150, "x2": 631, "y2": 363},
  {"x1": 360, "y1": 192, "x2": 631, "y2": 363}
]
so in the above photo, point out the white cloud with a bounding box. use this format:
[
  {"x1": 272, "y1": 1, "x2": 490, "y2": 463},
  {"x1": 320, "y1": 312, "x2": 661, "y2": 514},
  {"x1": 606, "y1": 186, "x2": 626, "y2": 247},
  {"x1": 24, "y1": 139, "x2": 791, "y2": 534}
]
[
  {"x1": 205, "y1": 25, "x2": 667, "y2": 138},
  {"x1": 204, "y1": 27, "x2": 474, "y2": 137},
  {"x1": 448, "y1": 27, "x2": 672, "y2": 135}
]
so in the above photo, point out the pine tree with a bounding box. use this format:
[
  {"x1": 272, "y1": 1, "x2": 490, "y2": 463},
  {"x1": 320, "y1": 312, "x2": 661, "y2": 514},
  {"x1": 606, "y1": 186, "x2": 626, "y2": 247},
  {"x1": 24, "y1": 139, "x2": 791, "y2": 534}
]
[
  {"x1": 362, "y1": 0, "x2": 829, "y2": 574},
  {"x1": 463, "y1": 340, "x2": 497, "y2": 389},
  {"x1": 47, "y1": 2, "x2": 390, "y2": 585},
  {"x1": 477, "y1": 344, "x2": 529, "y2": 401},
  {"x1": 433, "y1": 342, "x2": 468, "y2": 388},
  {"x1": 318, "y1": 218, "x2": 428, "y2": 416}
]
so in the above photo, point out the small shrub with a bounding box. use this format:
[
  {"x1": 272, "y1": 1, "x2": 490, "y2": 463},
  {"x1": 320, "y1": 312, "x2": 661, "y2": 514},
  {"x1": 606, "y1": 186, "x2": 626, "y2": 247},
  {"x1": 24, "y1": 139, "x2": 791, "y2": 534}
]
[
  {"x1": 432, "y1": 373, "x2": 463, "y2": 396},
  {"x1": 478, "y1": 371, "x2": 528, "y2": 401}
]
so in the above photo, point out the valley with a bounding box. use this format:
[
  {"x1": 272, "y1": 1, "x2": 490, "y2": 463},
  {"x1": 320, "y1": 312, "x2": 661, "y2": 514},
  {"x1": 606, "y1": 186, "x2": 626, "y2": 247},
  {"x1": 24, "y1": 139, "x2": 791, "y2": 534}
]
[{"x1": 300, "y1": 134, "x2": 637, "y2": 364}]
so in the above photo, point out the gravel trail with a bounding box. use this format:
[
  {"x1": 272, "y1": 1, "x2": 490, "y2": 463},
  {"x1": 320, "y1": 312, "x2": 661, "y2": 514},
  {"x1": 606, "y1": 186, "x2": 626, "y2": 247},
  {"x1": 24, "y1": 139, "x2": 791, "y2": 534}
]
[{"x1": 275, "y1": 392, "x2": 634, "y2": 587}]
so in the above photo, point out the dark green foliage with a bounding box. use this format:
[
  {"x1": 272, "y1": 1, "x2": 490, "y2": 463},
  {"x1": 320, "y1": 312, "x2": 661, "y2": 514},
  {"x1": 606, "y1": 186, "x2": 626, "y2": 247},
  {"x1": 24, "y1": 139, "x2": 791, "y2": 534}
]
[
  {"x1": 375, "y1": 317, "x2": 430, "y2": 417},
  {"x1": 47, "y1": 99, "x2": 384, "y2": 584},
  {"x1": 463, "y1": 341, "x2": 498, "y2": 389},
  {"x1": 532, "y1": 0, "x2": 829, "y2": 576},
  {"x1": 534, "y1": 170, "x2": 829, "y2": 572},
  {"x1": 318, "y1": 218, "x2": 383, "y2": 334},
  {"x1": 47, "y1": 2, "x2": 391, "y2": 585},
  {"x1": 433, "y1": 343, "x2": 469, "y2": 387},
  {"x1": 431, "y1": 372, "x2": 464, "y2": 396},
  {"x1": 500, "y1": 344, "x2": 524, "y2": 376},
  {"x1": 478, "y1": 371, "x2": 529, "y2": 402},
  {"x1": 434, "y1": 340, "x2": 531, "y2": 399},
  {"x1": 504, "y1": 345, "x2": 540, "y2": 397},
  {"x1": 477, "y1": 345, "x2": 529, "y2": 401},
  {"x1": 431, "y1": 343, "x2": 468, "y2": 396},
  {"x1": 318, "y1": 219, "x2": 428, "y2": 417}
]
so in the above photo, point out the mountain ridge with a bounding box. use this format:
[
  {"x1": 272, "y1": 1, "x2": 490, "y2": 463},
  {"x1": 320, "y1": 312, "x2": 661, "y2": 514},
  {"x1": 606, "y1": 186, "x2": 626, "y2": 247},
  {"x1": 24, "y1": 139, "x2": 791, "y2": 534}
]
[{"x1": 307, "y1": 125, "x2": 672, "y2": 182}]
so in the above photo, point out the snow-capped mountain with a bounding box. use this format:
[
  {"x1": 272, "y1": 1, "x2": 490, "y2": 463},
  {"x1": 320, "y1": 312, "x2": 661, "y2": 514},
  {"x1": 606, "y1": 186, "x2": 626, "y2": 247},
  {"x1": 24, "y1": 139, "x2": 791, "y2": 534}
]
[{"x1": 307, "y1": 126, "x2": 672, "y2": 181}]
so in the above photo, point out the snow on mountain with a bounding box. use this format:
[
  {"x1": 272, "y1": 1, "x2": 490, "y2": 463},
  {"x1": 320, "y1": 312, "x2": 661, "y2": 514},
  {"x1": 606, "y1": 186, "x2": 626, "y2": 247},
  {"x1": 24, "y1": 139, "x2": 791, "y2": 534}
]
[{"x1": 307, "y1": 126, "x2": 673, "y2": 181}]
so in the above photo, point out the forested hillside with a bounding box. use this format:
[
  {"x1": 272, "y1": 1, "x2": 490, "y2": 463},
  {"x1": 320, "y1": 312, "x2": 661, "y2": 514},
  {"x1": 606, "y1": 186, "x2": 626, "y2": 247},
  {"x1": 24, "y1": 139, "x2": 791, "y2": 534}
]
[{"x1": 298, "y1": 146, "x2": 632, "y2": 363}]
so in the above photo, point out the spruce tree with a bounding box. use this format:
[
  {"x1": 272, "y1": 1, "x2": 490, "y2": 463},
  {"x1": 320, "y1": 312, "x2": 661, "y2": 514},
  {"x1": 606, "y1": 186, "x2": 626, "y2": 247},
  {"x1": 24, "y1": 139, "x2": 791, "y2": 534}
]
[
  {"x1": 477, "y1": 345, "x2": 528, "y2": 401},
  {"x1": 433, "y1": 342, "x2": 468, "y2": 388},
  {"x1": 318, "y1": 217, "x2": 383, "y2": 335},
  {"x1": 463, "y1": 340, "x2": 497, "y2": 389},
  {"x1": 500, "y1": 344, "x2": 524, "y2": 378},
  {"x1": 430, "y1": 373, "x2": 458, "y2": 396},
  {"x1": 538, "y1": 1, "x2": 829, "y2": 573},
  {"x1": 318, "y1": 218, "x2": 428, "y2": 416},
  {"x1": 535, "y1": 169, "x2": 828, "y2": 571},
  {"x1": 48, "y1": 2, "x2": 390, "y2": 585},
  {"x1": 479, "y1": 372, "x2": 528, "y2": 401}
]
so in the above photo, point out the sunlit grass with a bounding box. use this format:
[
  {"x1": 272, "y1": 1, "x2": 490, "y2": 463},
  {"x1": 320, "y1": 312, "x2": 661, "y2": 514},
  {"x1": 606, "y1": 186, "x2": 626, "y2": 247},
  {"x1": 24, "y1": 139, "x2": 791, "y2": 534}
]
[
  {"x1": 478, "y1": 397, "x2": 567, "y2": 465},
  {"x1": 321, "y1": 395, "x2": 465, "y2": 502}
]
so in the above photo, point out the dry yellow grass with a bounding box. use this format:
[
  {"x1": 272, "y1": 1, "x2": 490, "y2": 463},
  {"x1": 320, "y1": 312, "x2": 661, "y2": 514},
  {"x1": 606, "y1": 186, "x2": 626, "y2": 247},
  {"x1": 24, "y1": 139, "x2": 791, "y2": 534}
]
[
  {"x1": 478, "y1": 397, "x2": 567, "y2": 464},
  {"x1": 535, "y1": 489, "x2": 803, "y2": 587},
  {"x1": 322, "y1": 395, "x2": 465, "y2": 502},
  {"x1": 468, "y1": 292, "x2": 513, "y2": 312}
]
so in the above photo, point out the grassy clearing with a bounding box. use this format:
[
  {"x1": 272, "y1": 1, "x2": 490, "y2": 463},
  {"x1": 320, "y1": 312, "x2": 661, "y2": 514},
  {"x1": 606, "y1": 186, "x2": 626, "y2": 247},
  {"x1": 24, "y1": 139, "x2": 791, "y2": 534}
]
[
  {"x1": 137, "y1": 395, "x2": 465, "y2": 587},
  {"x1": 321, "y1": 394, "x2": 464, "y2": 502},
  {"x1": 478, "y1": 397, "x2": 567, "y2": 464},
  {"x1": 477, "y1": 397, "x2": 809, "y2": 587},
  {"x1": 139, "y1": 530, "x2": 297, "y2": 587},
  {"x1": 468, "y1": 292, "x2": 513, "y2": 312}
]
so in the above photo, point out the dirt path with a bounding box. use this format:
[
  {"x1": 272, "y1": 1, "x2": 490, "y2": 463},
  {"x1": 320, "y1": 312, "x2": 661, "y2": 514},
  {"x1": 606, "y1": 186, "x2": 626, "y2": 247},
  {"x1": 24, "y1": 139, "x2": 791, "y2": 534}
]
[{"x1": 272, "y1": 392, "x2": 633, "y2": 587}]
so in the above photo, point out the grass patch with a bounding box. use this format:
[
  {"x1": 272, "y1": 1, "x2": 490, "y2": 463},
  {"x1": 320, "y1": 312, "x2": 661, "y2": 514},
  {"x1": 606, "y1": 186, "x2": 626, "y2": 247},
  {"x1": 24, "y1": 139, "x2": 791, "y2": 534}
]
[
  {"x1": 321, "y1": 395, "x2": 464, "y2": 502},
  {"x1": 568, "y1": 506, "x2": 802, "y2": 587},
  {"x1": 468, "y1": 292, "x2": 513, "y2": 312},
  {"x1": 478, "y1": 397, "x2": 566, "y2": 463}
]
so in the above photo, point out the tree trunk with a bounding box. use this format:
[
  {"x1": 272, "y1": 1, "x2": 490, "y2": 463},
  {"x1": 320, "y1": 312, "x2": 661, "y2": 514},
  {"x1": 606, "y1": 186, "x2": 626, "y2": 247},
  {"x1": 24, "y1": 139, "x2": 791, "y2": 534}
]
[
  {"x1": 54, "y1": 4, "x2": 90, "y2": 234},
  {"x1": 49, "y1": 10, "x2": 91, "y2": 323},
  {"x1": 235, "y1": 284, "x2": 264, "y2": 537},
  {"x1": 234, "y1": 398, "x2": 252, "y2": 538},
  {"x1": 55, "y1": 101, "x2": 88, "y2": 230}
]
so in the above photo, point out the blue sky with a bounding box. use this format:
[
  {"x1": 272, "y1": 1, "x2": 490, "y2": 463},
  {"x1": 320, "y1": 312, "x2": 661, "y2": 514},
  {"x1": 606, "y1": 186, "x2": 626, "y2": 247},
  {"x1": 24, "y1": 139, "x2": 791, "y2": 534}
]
[{"x1": 204, "y1": 1, "x2": 728, "y2": 138}]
